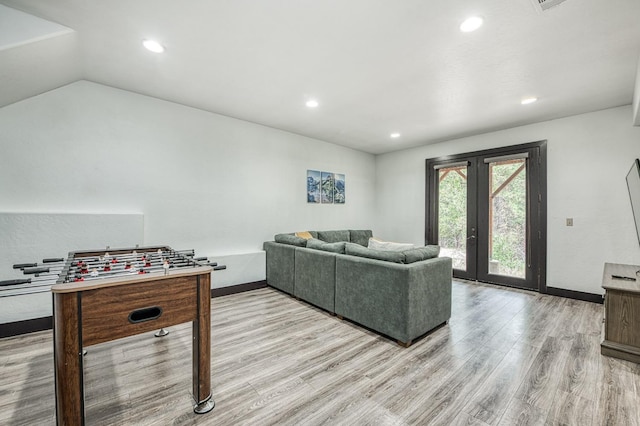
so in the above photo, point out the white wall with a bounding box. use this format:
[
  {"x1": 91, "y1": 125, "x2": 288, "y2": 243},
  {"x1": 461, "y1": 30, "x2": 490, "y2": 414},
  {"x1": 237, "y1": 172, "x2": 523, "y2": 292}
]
[
  {"x1": 375, "y1": 105, "x2": 640, "y2": 295},
  {"x1": 3, "y1": 80, "x2": 636, "y2": 304},
  {"x1": 0, "y1": 213, "x2": 143, "y2": 322},
  {"x1": 0, "y1": 81, "x2": 376, "y2": 295}
]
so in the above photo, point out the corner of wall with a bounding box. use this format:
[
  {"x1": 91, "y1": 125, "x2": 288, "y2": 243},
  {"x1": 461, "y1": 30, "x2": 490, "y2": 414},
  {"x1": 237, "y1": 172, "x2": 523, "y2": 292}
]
[{"x1": 633, "y1": 53, "x2": 640, "y2": 126}]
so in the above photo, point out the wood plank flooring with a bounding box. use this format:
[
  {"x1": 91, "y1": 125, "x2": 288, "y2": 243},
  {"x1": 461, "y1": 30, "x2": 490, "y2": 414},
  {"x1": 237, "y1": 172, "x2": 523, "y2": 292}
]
[{"x1": 1, "y1": 280, "x2": 639, "y2": 425}]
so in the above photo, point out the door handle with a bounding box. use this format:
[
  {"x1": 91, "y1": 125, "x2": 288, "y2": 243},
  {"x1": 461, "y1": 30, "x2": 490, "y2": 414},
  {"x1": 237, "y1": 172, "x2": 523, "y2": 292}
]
[{"x1": 467, "y1": 235, "x2": 476, "y2": 240}]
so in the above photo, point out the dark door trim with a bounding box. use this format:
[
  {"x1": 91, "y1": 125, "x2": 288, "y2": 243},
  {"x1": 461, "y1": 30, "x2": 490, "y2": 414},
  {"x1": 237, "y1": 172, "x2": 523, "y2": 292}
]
[{"x1": 426, "y1": 140, "x2": 547, "y2": 292}]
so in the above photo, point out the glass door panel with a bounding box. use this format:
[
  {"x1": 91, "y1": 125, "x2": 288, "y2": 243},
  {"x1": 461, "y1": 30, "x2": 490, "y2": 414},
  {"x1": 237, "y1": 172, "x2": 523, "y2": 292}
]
[
  {"x1": 437, "y1": 165, "x2": 468, "y2": 271},
  {"x1": 488, "y1": 159, "x2": 527, "y2": 279},
  {"x1": 427, "y1": 142, "x2": 545, "y2": 291}
]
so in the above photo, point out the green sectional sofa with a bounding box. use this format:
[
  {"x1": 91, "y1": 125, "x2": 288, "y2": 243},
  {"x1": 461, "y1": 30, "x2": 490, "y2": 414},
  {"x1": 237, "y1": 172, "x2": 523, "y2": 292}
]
[{"x1": 263, "y1": 229, "x2": 452, "y2": 346}]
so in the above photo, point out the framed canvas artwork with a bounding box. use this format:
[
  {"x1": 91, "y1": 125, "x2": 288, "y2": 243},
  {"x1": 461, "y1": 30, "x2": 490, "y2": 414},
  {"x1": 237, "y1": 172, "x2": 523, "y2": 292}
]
[
  {"x1": 334, "y1": 174, "x2": 345, "y2": 204},
  {"x1": 321, "y1": 172, "x2": 334, "y2": 203},
  {"x1": 307, "y1": 170, "x2": 344, "y2": 204},
  {"x1": 307, "y1": 170, "x2": 320, "y2": 203}
]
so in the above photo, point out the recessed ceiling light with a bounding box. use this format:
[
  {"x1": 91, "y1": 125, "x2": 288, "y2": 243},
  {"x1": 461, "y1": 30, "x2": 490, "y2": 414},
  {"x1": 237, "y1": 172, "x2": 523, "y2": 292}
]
[
  {"x1": 390, "y1": 133, "x2": 401, "y2": 138},
  {"x1": 305, "y1": 99, "x2": 319, "y2": 108},
  {"x1": 143, "y1": 39, "x2": 165, "y2": 53},
  {"x1": 460, "y1": 16, "x2": 484, "y2": 33},
  {"x1": 521, "y1": 97, "x2": 538, "y2": 105}
]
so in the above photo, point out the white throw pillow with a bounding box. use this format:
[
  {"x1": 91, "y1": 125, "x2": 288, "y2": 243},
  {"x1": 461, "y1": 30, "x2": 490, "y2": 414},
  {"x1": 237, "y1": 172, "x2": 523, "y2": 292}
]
[{"x1": 368, "y1": 237, "x2": 415, "y2": 252}]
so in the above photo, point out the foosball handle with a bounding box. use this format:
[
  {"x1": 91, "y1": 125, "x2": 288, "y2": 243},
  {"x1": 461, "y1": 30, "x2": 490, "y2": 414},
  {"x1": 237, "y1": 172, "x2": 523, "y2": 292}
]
[
  {"x1": 23, "y1": 267, "x2": 50, "y2": 275},
  {"x1": 0, "y1": 278, "x2": 32, "y2": 287},
  {"x1": 13, "y1": 263, "x2": 37, "y2": 270}
]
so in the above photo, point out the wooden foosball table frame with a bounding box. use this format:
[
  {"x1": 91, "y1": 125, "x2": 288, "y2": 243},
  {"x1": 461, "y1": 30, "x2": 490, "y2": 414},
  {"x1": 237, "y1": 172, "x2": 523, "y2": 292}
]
[{"x1": 51, "y1": 247, "x2": 214, "y2": 425}]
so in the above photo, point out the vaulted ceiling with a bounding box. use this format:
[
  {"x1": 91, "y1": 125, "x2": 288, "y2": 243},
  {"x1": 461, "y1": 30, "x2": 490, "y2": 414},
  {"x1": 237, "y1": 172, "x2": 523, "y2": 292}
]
[{"x1": 1, "y1": 0, "x2": 639, "y2": 154}]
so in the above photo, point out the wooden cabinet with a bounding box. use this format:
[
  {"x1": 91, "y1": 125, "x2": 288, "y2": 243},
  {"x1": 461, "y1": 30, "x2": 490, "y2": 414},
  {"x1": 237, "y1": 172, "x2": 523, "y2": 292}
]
[{"x1": 601, "y1": 263, "x2": 640, "y2": 364}]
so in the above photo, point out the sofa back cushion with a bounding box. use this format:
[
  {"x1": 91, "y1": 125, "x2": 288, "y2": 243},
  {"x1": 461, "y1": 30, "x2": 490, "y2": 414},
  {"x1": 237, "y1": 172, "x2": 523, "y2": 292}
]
[
  {"x1": 274, "y1": 233, "x2": 307, "y2": 247},
  {"x1": 345, "y1": 242, "x2": 405, "y2": 263},
  {"x1": 403, "y1": 246, "x2": 440, "y2": 263},
  {"x1": 306, "y1": 238, "x2": 346, "y2": 254},
  {"x1": 318, "y1": 230, "x2": 351, "y2": 243},
  {"x1": 349, "y1": 230, "x2": 373, "y2": 247},
  {"x1": 368, "y1": 238, "x2": 414, "y2": 252}
]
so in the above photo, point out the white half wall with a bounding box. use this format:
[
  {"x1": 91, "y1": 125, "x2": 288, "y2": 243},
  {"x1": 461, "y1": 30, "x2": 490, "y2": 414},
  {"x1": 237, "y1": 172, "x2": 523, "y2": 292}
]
[
  {"x1": 0, "y1": 212, "x2": 143, "y2": 322},
  {"x1": 0, "y1": 81, "x2": 376, "y2": 300},
  {"x1": 375, "y1": 105, "x2": 640, "y2": 295},
  {"x1": 210, "y1": 251, "x2": 266, "y2": 289}
]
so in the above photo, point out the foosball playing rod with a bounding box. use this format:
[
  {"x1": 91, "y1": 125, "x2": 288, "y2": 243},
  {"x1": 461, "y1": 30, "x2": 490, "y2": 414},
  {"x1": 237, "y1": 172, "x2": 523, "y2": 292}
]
[
  {"x1": 3, "y1": 259, "x2": 222, "y2": 287},
  {"x1": 12, "y1": 258, "x2": 65, "y2": 270},
  {"x1": 65, "y1": 249, "x2": 196, "y2": 264},
  {"x1": 66, "y1": 250, "x2": 194, "y2": 264},
  {"x1": 66, "y1": 262, "x2": 222, "y2": 282},
  {"x1": 22, "y1": 265, "x2": 66, "y2": 275},
  {"x1": 64, "y1": 258, "x2": 213, "y2": 277},
  {"x1": 0, "y1": 284, "x2": 58, "y2": 298},
  {"x1": 0, "y1": 284, "x2": 58, "y2": 297},
  {"x1": 11, "y1": 249, "x2": 197, "y2": 272},
  {"x1": 2, "y1": 264, "x2": 188, "y2": 294},
  {"x1": 0, "y1": 263, "x2": 226, "y2": 297},
  {"x1": 60, "y1": 260, "x2": 219, "y2": 283},
  {"x1": 19, "y1": 257, "x2": 215, "y2": 279},
  {"x1": 0, "y1": 277, "x2": 58, "y2": 287}
]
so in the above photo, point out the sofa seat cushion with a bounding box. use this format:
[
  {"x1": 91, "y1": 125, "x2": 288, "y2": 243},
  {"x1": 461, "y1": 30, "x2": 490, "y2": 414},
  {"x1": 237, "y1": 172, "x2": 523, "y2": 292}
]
[
  {"x1": 318, "y1": 230, "x2": 351, "y2": 243},
  {"x1": 345, "y1": 242, "x2": 405, "y2": 263},
  {"x1": 349, "y1": 230, "x2": 373, "y2": 247},
  {"x1": 306, "y1": 238, "x2": 346, "y2": 254},
  {"x1": 274, "y1": 233, "x2": 307, "y2": 247},
  {"x1": 403, "y1": 246, "x2": 440, "y2": 263}
]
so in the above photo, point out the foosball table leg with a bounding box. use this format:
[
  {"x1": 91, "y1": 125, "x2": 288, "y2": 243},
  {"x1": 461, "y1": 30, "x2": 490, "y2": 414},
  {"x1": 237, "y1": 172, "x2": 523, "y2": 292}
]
[{"x1": 154, "y1": 328, "x2": 169, "y2": 337}]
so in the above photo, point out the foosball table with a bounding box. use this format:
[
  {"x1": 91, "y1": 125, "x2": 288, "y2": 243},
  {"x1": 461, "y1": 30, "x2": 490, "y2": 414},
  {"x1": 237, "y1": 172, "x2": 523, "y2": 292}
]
[{"x1": 5, "y1": 245, "x2": 223, "y2": 425}]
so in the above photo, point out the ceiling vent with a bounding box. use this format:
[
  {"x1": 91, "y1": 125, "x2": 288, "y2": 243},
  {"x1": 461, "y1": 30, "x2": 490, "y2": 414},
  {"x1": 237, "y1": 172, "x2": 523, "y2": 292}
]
[{"x1": 530, "y1": 0, "x2": 569, "y2": 13}]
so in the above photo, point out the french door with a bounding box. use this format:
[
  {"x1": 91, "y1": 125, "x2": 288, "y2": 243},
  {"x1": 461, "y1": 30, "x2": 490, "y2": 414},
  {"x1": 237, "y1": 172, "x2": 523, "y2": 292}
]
[{"x1": 426, "y1": 141, "x2": 546, "y2": 291}]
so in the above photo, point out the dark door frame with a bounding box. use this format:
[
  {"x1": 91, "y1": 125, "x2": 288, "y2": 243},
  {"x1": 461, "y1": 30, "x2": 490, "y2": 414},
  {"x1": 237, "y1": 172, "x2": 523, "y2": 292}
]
[{"x1": 425, "y1": 140, "x2": 547, "y2": 292}]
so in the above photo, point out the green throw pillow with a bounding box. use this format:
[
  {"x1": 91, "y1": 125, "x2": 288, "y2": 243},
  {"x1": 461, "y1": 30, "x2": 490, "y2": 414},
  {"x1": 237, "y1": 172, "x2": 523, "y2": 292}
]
[
  {"x1": 345, "y1": 242, "x2": 405, "y2": 263},
  {"x1": 274, "y1": 233, "x2": 307, "y2": 247}
]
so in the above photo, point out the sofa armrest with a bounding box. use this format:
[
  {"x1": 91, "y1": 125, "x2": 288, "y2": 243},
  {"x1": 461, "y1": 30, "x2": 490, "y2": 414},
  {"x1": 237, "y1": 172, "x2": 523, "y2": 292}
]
[
  {"x1": 294, "y1": 247, "x2": 337, "y2": 312},
  {"x1": 264, "y1": 241, "x2": 296, "y2": 294},
  {"x1": 407, "y1": 257, "x2": 452, "y2": 341}
]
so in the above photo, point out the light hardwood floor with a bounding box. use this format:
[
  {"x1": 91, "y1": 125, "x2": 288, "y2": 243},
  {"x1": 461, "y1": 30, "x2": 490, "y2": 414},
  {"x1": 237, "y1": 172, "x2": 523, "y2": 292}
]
[{"x1": 1, "y1": 280, "x2": 639, "y2": 425}]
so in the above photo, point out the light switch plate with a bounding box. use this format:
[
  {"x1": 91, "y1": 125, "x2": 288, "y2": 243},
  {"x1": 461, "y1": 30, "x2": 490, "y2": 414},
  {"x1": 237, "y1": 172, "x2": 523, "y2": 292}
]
[{"x1": 566, "y1": 218, "x2": 573, "y2": 226}]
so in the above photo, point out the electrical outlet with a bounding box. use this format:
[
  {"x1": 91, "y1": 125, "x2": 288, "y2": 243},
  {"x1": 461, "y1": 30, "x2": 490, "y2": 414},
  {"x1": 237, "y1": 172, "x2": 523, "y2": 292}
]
[{"x1": 566, "y1": 218, "x2": 573, "y2": 226}]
